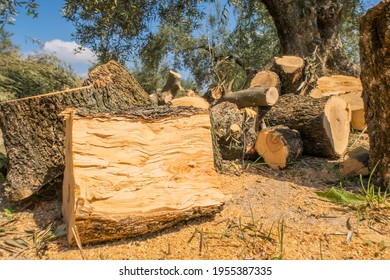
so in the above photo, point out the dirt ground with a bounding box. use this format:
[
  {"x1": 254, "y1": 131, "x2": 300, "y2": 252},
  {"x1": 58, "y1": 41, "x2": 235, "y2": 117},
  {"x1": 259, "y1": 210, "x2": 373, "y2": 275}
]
[{"x1": 0, "y1": 132, "x2": 389, "y2": 260}]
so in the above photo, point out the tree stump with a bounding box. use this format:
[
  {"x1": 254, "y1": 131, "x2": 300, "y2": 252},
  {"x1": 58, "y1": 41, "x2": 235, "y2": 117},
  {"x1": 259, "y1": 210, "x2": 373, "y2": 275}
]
[
  {"x1": 255, "y1": 125, "x2": 303, "y2": 169},
  {"x1": 0, "y1": 61, "x2": 151, "y2": 201},
  {"x1": 62, "y1": 107, "x2": 224, "y2": 245},
  {"x1": 359, "y1": 1, "x2": 390, "y2": 188},
  {"x1": 271, "y1": 56, "x2": 304, "y2": 94},
  {"x1": 266, "y1": 94, "x2": 350, "y2": 158}
]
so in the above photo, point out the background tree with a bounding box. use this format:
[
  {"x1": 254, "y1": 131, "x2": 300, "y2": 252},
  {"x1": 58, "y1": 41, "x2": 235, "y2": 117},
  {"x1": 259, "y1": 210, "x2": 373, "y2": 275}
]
[
  {"x1": 0, "y1": 30, "x2": 82, "y2": 101},
  {"x1": 0, "y1": 0, "x2": 38, "y2": 27},
  {"x1": 63, "y1": 0, "x2": 368, "y2": 93}
]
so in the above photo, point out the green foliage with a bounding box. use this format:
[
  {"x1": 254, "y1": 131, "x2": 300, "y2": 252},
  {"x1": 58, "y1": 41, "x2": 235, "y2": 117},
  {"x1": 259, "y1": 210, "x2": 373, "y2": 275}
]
[
  {"x1": 315, "y1": 187, "x2": 366, "y2": 205},
  {"x1": 0, "y1": 31, "x2": 82, "y2": 101},
  {"x1": 0, "y1": 0, "x2": 38, "y2": 27}
]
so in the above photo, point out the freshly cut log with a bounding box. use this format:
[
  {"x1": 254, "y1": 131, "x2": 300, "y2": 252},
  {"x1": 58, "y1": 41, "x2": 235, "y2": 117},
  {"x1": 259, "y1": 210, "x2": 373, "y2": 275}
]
[
  {"x1": 0, "y1": 61, "x2": 151, "y2": 201},
  {"x1": 210, "y1": 102, "x2": 257, "y2": 161},
  {"x1": 217, "y1": 86, "x2": 279, "y2": 109},
  {"x1": 271, "y1": 56, "x2": 304, "y2": 94},
  {"x1": 340, "y1": 147, "x2": 369, "y2": 177},
  {"x1": 266, "y1": 94, "x2": 350, "y2": 158},
  {"x1": 255, "y1": 126, "x2": 303, "y2": 169},
  {"x1": 155, "y1": 70, "x2": 183, "y2": 105},
  {"x1": 250, "y1": 70, "x2": 281, "y2": 92},
  {"x1": 312, "y1": 88, "x2": 366, "y2": 131},
  {"x1": 360, "y1": 1, "x2": 390, "y2": 188},
  {"x1": 309, "y1": 75, "x2": 362, "y2": 98},
  {"x1": 171, "y1": 96, "x2": 210, "y2": 109},
  {"x1": 62, "y1": 107, "x2": 224, "y2": 245}
]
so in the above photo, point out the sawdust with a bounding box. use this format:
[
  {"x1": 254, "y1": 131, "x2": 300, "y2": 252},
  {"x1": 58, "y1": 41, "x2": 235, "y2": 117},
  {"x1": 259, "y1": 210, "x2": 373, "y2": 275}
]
[{"x1": 0, "y1": 133, "x2": 389, "y2": 260}]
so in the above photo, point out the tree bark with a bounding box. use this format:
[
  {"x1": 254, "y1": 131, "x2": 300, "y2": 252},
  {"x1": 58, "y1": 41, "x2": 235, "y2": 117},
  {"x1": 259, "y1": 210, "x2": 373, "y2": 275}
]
[
  {"x1": 0, "y1": 61, "x2": 151, "y2": 201},
  {"x1": 62, "y1": 107, "x2": 224, "y2": 245},
  {"x1": 210, "y1": 102, "x2": 258, "y2": 161},
  {"x1": 255, "y1": 125, "x2": 303, "y2": 169},
  {"x1": 359, "y1": 1, "x2": 390, "y2": 188},
  {"x1": 261, "y1": 0, "x2": 359, "y2": 76},
  {"x1": 266, "y1": 94, "x2": 350, "y2": 158}
]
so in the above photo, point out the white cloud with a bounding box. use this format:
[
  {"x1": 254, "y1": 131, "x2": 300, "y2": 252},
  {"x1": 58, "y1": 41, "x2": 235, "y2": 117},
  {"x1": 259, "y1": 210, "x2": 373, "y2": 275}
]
[{"x1": 43, "y1": 39, "x2": 97, "y2": 64}]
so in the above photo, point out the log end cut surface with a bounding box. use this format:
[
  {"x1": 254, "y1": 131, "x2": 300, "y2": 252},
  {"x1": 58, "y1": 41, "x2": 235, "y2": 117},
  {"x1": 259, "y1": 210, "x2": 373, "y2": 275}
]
[
  {"x1": 62, "y1": 109, "x2": 224, "y2": 244},
  {"x1": 255, "y1": 126, "x2": 303, "y2": 169},
  {"x1": 323, "y1": 96, "x2": 351, "y2": 156}
]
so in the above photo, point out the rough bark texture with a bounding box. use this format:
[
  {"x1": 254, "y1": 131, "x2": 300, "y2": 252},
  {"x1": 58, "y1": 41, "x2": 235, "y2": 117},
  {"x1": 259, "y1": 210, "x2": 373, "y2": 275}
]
[
  {"x1": 255, "y1": 125, "x2": 303, "y2": 169},
  {"x1": 0, "y1": 61, "x2": 150, "y2": 201},
  {"x1": 359, "y1": 1, "x2": 390, "y2": 188},
  {"x1": 62, "y1": 106, "x2": 224, "y2": 245},
  {"x1": 210, "y1": 102, "x2": 257, "y2": 161},
  {"x1": 261, "y1": 0, "x2": 359, "y2": 76},
  {"x1": 216, "y1": 86, "x2": 279, "y2": 108},
  {"x1": 266, "y1": 94, "x2": 350, "y2": 158}
]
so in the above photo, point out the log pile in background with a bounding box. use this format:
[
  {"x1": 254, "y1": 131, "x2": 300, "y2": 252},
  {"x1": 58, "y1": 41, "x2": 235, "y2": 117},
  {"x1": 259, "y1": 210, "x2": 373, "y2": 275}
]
[
  {"x1": 250, "y1": 70, "x2": 281, "y2": 93},
  {"x1": 0, "y1": 61, "x2": 151, "y2": 201},
  {"x1": 265, "y1": 94, "x2": 350, "y2": 158},
  {"x1": 62, "y1": 107, "x2": 224, "y2": 245},
  {"x1": 150, "y1": 70, "x2": 184, "y2": 105}
]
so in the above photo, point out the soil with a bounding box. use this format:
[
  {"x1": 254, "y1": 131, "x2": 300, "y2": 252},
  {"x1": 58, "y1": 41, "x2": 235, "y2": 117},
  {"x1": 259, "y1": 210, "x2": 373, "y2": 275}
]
[{"x1": 0, "y1": 132, "x2": 389, "y2": 260}]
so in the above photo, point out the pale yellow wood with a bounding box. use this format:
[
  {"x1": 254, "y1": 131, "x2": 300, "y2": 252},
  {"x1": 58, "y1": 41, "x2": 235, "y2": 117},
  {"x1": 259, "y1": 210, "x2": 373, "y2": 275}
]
[
  {"x1": 310, "y1": 75, "x2": 362, "y2": 97},
  {"x1": 62, "y1": 110, "x2": 224, "y2": 245},
  {"x1": 171, "y1": 96, "x2": 210, "y2": 109}
]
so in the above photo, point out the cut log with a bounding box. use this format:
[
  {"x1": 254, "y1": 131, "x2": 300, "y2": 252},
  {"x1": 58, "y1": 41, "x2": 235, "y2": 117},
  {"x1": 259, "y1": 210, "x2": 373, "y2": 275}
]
[
  {"x1": 359, "y1": 1, "x2": 390, "y2": 188},
  {"x1": 255, "y1": 125, "x2": 303, "y2": 169},
  {"x1": 250, "y1": 70, "x2": 281, "y2": 92},
  {"x1": 156, "y1": 70, "x2": 183, "y2": 105},
  {"x1": 62, "y1": 107, "x2": 224, "y2": 245},
  {"x1": 171, "y1": 96, "x2": 210, "y2": 109},
  {"x1": 210, "y1": 102, "x2": 257, "y2": 161},
  {"x1": 266, "y1": 94, "x2": 350, "y2": 158},
  {"x1": 309, "y1": 75, "x2": 362, "y2": 98},
  {"x1": 271, "y1": 56, "x2": 304, "y2": 94},
  {"x1": 216, "y1": 86, "x2": 279, "y2": 109},
  {"x1": 0, "y1": 61, "x2": 151, "y2": 201},
  {"x1": 340, "y1": 147, "x2": 369, "y2": 177}
]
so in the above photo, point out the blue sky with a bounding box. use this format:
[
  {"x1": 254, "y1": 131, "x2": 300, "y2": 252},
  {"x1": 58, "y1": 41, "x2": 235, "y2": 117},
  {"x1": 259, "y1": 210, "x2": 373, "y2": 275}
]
[{"x1": 6, "y1": 0, "x2": 381, "y2": 77}]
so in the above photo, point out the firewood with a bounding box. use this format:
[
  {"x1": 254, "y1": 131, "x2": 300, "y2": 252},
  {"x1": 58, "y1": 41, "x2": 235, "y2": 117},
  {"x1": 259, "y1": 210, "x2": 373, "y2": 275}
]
[
  {"x1": 270, "y1": 56, "x2": 304, "y2": 94},
  {"x1": 255, "y1": 125, "x2": 303, "y2": 169},
  {"x1": 0, "y1": 61, "x2": 151, "y2": 201},
  {"x1": 61, "y1": 107, "x2": 224, "y2": 245},
  {"x1": 266, "y1": 94, "x2": 350, "y2": 158},
  {"x1": 210, "y1": 102, "x2": 258, "y2": 161},
  {"x1": 250, "y1": 70, "x2": 281, "y2": 92},
  {"x1": 216, "y1": 86, "x2": 279, "y2": 109},
  {"x1": 309, "y1": 75, "x2": 362, "y2": 98},
  {"x1": 340, "y1": 147, "x2": 369, "y2": 177}
]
